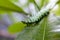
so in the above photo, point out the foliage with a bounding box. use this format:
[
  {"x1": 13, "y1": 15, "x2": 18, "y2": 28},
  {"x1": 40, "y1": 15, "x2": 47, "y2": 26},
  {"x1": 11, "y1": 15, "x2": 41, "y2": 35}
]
[
  {"x1": 0, "y1": 0, "x2": 27, "y2": 14},
  {"x1": 8, "y1": 22, "x2": 27, "y2": 34}
]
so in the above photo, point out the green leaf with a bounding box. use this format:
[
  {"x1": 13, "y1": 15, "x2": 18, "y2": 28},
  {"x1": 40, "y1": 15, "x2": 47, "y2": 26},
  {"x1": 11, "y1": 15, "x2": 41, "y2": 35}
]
[
  {"x1": 0, "y1": 0, "x2": 27, "y2": 14},
  {"x1": 15, "y1": 15, "x2": 60, "y2": 40},
  {"x1": 15, "y1": 16, "x2": 60, "y2": 40},
  {"x1": 8, "y1": 22, "x2": 27, "y2": 34},
  {"x1": 55, "y1": 3, "x2": 60, "y2": 16},
  {"x1": 38, "y1": 0, "x2": 45, "y2": 9}
]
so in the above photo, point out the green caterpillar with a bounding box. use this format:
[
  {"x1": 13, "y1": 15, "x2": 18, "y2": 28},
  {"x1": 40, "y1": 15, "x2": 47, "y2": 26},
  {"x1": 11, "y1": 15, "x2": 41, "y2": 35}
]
[{"x1": 22, "y1": 8, "x2": 50, "y2": 24}]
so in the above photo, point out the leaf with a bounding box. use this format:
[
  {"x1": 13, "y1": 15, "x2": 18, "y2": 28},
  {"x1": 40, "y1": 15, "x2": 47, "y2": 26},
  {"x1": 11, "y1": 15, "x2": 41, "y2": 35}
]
[
  {"x1": 0, "y1": 0, "x2": 27, "y2": 14},
  {"x1": 55, "y1": 3, "x2": 60, "y2": 16},
  {"x1": 15, "y1": 16, "x2": 60, "y2": 40},
  {"x1": 15, "y1": 16, "x2": 49, "y2": 40},
  {"x1": 8, "y1": 22, "x2": 27, "y2": 34},
  {"x1": 38, "y1": 0, "x2": 45, "y2": 9}
]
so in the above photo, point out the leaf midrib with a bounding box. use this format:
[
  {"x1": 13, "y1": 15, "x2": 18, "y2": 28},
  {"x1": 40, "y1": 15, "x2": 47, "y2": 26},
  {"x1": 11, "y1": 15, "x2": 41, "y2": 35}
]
[{"x1": 43, "y1": 20, "x2": 46, "y2": 40}]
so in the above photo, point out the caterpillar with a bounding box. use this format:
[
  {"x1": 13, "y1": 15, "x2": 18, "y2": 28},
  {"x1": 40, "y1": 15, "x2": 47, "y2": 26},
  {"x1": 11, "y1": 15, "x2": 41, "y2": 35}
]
[
  {"x1": 22, "y1": 0, "x2": 58, "y2": 24},
  {"x1": 22, "y1": 8, "x2": 50, "y2": 24}
]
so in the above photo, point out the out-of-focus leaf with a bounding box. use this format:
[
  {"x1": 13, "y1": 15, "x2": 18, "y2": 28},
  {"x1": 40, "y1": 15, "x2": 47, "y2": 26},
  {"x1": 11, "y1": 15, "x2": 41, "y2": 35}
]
[
  {"x1": 10, "y1": 0, "x2": 18, "y2": 2},
  {"x1": 55, "y1": 3, "x2": 60, "y2": 16},
  {"x1": 0, "y1": 0, "x2": 27, "y2": 14},
  {"x1": 0, "y1": 9, "x2": 12, "y2": 14},
  {"x1": 38, "y1": 0, "x2": 45, "y2": 9},
  {"x1": 8, "y1": 22, "x2": 27, "y2": 34},
  {"x1": 52, "y1": 4, "x2": 60, "y2": 16},
  {"x1": 28, "y1": 0, "x2": 36, "y2": 4}
]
